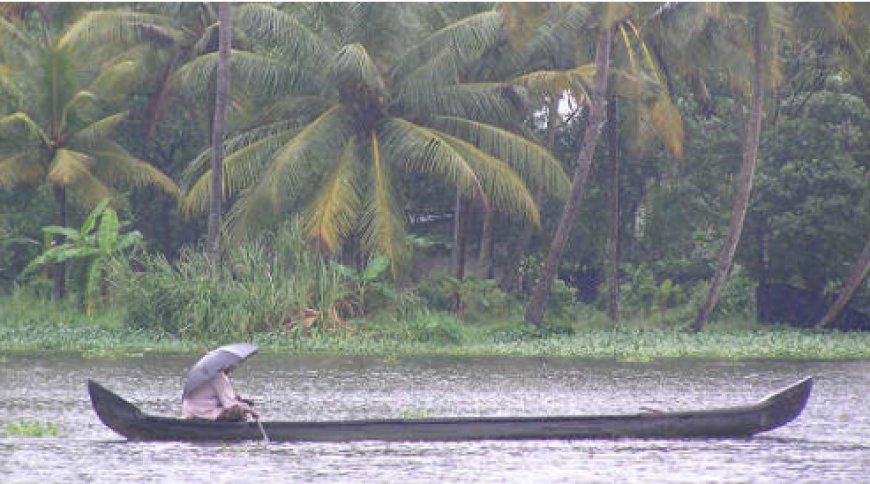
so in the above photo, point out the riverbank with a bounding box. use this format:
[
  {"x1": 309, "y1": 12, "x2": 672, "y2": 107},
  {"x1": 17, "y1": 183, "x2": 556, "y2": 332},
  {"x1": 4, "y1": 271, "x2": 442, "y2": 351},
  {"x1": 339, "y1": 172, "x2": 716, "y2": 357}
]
[{"x1": 2, "y1": 295, "x2": 869, "y2": 359}]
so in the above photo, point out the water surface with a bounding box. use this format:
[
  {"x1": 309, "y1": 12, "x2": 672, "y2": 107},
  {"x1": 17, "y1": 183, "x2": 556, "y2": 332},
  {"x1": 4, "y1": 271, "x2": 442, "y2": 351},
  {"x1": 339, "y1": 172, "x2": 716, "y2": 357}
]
[{"x1": 2, "y1": 353, "x2": 868, "y2": 482}]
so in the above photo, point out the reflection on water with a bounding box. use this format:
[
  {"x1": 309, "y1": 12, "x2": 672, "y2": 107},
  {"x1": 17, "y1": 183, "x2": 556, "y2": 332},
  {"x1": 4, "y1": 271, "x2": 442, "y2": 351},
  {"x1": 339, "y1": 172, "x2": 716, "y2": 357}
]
[{"x1": 1, "y1": 353, "x2": 869, "y2": 482}]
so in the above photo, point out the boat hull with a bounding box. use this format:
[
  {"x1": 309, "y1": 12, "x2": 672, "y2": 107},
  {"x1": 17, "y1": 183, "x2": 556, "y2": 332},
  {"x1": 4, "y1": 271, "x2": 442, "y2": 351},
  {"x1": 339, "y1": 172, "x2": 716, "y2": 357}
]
[{"x1": 87, "y1": 377, "x2": 812, "y2": 442}]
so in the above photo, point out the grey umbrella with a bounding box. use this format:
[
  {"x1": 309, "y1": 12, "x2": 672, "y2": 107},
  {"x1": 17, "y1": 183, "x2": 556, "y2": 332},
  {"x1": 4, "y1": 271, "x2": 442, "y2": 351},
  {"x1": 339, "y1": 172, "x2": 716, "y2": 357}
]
[{"x1": 182, "y1": 343, "x2": 259, "y2": 398}]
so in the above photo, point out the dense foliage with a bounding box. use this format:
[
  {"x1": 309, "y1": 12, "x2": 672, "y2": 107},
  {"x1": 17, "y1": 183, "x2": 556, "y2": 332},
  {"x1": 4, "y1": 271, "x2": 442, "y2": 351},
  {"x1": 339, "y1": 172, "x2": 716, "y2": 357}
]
[{"x1": 1, "y1": 3, "x2": 868, "y2": 338}]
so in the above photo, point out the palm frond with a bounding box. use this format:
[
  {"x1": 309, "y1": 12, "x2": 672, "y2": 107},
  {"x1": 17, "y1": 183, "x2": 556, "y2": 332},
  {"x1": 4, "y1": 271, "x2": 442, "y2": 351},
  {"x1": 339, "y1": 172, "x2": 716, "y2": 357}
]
[
  {"x1": 181, "y1": 126, "x2": 299, "y2": 217},
  {"x1": 402, "y1": 82, "x2": 523, "y2": 121},
  {"x1": 360, "y1": 132, "x2": 408, "y2": 275},
  {"x1": 0, "y1": 15, "x2": 33, "y2": 51},
  {"x1": 68, "y1": 112, "x2": 127, "y2": 148},
  {"x1": 223, "y1": 183, "x2": 281, "y2": 244},
  {"x1": 224, "y1": 105, "x2": 351, "y2": 236},
  {"x1": 265, "y1": 105, "x2": 351, "y2": 206},
  {"x1": 627, "y1": 20, "x2": 667, "y2": 91},
  {"x1": 608, "y1": 69, "x2": 656, "y2": 101},
  {"x1": 649, "y1": 97, "x2": 684, "y2": 157},
  {"x1": 68, "y1": 170, "x2": 112, "y2": 210},
  {"x1": 191, "y1": 20, "x2": 219, "y2": 56},
  {"x1": 391, "y1": 10, "x2": 502, "y2": 82},
  {"x1": 236, "y1": 4, "x2": 335, "y2": 62},
  {"x1": 88, "y1": 141, "x2": 179, "y2": 197},
  {"x1": 0, "y1": 153, "x2": 43, "y2": 188},
  {"x1": 175, "y1": 49, "x2": 318, "y2": 100},
  {"x1": 502, "y1": 4, "x2": 592, "y2": 73},
  {"x1": 438, "y1": 132, "x2": 540, "y2": 226},
  {"x1": 60, "y1": 91, "x2": 100, "y2": 133},
  {"x1": 58, "y1": 10, "x2": 180, "y2": 50},
  {"x1": 0, "y1": 113, "x2": 50, "y2": 148},
  {"x1": 88, "y1": 59, "x2": 141, "y2": 99},
  {"x1": 331, "y1": 43, "x2": 386, "y2": 96},
  {"x1": 618, "y1": 24, "x2": 640, "y2": 80},
  {"x1": 47, "y1": 149, "x2": 95, "y2": 186},
  {"x1": 378, "y1": 117, "x2": 483, "y2": 199},
  {"x1": 304, "y1": 136, "x2": 362, "y2": 254},
  {"x1": 254, "y1": 95, "x2": 335, "y2": 126},
  {"x1": 511, "y1": 65, "x2": 595, "y2": 102},
  {"x1": 393, "y1": 44, "x2": 463, "y2": 105},
  {"x1": 430, "y1": 116, "x2": 569, "y2": 198},
  {"x1": 182, "y1": 117, "x2": 309, "y2": 185}
]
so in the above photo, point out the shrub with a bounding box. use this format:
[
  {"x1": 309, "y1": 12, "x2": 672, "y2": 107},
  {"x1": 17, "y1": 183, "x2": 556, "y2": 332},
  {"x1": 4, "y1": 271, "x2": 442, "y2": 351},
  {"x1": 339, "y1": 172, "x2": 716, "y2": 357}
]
[
  {"x1": 546, "y1": 279, "x2": 583, "y2": 322},
  {"x1": 361, "y1": 310, "x2": 465, "y2": 344},
  {"x1": 108, "y1": 219, "x2": 346, "y2": 339},
  {"x1": 683, "y1": 265, "x2": 755, "y2": 322},
  {"x1": 618, "y1": 263, "x2": 689, "y2": 319},
  {"x1": 417, "y1": 272, "x2": 519, "y2": 322},
  {"x1": 405, "y1": 311, "x2": 465, "y2": 344}
]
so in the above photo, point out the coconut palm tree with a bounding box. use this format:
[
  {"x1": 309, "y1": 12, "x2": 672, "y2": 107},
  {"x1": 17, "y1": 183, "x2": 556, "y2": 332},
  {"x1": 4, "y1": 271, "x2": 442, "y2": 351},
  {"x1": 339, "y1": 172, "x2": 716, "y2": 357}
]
[
  {"x1": 180, "y1": 4, "x2": 568, "y2": 275},
  {"x1": 206, "y1": 3, "x2": 232, "y2": 267},
  {"x1": 669, "y1": 4, "x2": 791, "y2": 332},
  {"x1": 810, "y1": 3, "x2": 870, "y2": 329},
  {"x1": 0, "y1": 7, "x2": 179, "y2": 298},
  {"x1": 519, "y1": 3, "x2": 684, "y2": 327},
  {"x1": 524, "y1": 14, "x2": 616, "y2": 327}
]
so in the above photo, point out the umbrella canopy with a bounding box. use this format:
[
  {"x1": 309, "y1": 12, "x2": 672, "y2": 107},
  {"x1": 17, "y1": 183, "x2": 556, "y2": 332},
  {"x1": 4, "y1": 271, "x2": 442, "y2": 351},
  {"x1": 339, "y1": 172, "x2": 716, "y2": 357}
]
[{"x1": 182, "y1": 343, "x2": 259, "y2": 398}]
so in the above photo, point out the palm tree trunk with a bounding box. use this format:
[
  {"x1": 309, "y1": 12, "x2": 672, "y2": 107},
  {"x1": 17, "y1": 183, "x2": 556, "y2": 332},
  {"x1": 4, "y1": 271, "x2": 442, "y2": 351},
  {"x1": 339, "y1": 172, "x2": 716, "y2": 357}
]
[
  {"x1": 451, "y1": 192, "x2": 468, "y2": 281},
  {"x1": 51, "y1": 184, "x2": 66, "y2": 300},
  {"x1": 503, "y1": 97, "x2": 560, "y2": 292},
  {"x1": 476, "y1": 202, "x2": 493, "y2": 279},
  {"x1": 605, "y1": 97, "x2": 620, "y2": 324},
  {"x1": 525, "y1": 25, "x2": 613, "y2": 327},
  {"x1": 451, "y1": 192, "x2": 469, "y2": 313},
  {"x1": 206, "y1": 3, "x2": 232, "y2": 269},
  {"x1": 690, "y1": 34, "x2": 765, "y2": 332},
  {"x1": 815, "y1": 237, "x2": 870, "y2": 329}
]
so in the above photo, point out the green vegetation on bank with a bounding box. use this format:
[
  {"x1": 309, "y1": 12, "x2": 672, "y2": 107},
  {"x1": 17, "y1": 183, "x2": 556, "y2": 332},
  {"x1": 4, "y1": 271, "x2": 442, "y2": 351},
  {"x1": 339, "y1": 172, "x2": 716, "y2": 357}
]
[
  {"x1": 2, "y1": 294, "x2": 869, "y2": 360},
  {"x1": 1, "y1": 4, "x2": 869, "y2": 355}
]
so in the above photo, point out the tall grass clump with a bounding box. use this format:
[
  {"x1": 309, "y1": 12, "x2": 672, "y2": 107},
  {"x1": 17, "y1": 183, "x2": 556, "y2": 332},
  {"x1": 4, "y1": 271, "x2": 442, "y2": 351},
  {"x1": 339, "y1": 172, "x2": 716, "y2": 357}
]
[{"x1": 108, "y1": 219, "x2": 345, "y2": 339}]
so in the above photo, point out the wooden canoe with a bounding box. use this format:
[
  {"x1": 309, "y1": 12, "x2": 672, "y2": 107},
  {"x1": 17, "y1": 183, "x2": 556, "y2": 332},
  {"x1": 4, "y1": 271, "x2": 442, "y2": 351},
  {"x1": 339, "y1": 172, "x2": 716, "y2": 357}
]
[{"x1": 87, "y1": 377, "x2": 812, "y2": 442}]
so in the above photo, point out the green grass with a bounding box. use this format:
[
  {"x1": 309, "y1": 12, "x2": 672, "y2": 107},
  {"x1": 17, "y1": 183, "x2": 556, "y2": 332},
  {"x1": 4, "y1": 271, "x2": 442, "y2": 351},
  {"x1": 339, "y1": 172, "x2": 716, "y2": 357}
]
[{"x1": 2, "y1": 294, "x2": 870, "y2": 360}]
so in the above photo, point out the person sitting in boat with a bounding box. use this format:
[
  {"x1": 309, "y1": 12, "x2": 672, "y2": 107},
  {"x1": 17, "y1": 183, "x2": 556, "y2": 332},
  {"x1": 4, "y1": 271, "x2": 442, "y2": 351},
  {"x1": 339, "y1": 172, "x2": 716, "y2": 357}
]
[
  {"x1": 181, "y1": 343, "x2": 261, "y2": 421},
  {"x1": 182, "y1": 368, "x2": 259, "y2": 421}
]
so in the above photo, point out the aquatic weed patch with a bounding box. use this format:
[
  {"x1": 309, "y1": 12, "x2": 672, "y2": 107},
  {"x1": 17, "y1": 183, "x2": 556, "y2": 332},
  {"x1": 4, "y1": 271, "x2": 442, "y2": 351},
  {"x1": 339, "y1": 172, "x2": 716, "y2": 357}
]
[{"x1": 3, "y1": 419, "x2": 59, "y2": 437}]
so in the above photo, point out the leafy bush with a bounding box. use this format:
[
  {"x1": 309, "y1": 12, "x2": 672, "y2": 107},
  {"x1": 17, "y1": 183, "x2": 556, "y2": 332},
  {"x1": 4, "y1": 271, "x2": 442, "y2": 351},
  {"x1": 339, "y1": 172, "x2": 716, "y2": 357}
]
[
  {"x1": 618, "y1": 263, "x2": 688, "y2": 319},
  {"x1": 0, "y1": 186, "x2": 51, "y2": 291},
  {"x1": 405, "y1": 311, "x2": 465, "y2": 344},
  {"x1": 417, "y1": 272, "x2": 518, "y2": 321},
  {"x1": 546, "y1": 279, "x2": 583, "y2": 322},
  {"x1": 712, "y1": 264, "x2": 755, "y2": 318},
  {"x1": 108, "y1": 219, "x2": 346, "y2": 339},
  {"x1": 361, "y1": 310, "x2": 465, "y2": 344},
  {"x1": 330, "y1": 256, "x2": 399, "y2": 318}
]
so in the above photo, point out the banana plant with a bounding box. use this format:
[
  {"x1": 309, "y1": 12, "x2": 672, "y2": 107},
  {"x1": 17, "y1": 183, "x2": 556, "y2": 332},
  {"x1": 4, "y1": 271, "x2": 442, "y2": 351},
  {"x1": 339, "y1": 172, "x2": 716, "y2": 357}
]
[
  {"x1": 331, "y1": 255, "x2": 396, "y2": 317},
  {"x1": 23, "y1": 198, "x2": 143, "y2": 313}
]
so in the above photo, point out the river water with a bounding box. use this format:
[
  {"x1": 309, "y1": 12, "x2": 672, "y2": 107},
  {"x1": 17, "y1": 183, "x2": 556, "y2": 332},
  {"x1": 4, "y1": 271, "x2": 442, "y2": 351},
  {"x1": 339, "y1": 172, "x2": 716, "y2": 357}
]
[{"x1": 1, "y1": 353, "x2": 869, "y2": 483}]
